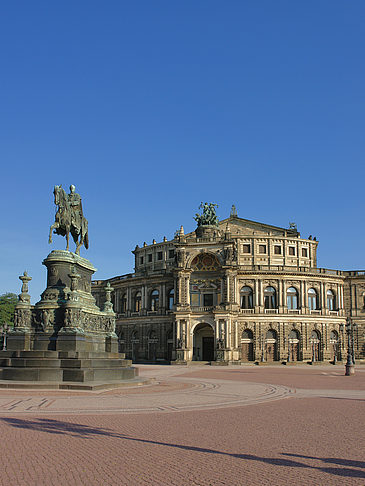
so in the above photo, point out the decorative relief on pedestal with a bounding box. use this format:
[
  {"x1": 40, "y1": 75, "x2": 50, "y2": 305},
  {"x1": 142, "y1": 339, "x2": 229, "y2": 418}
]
[{"x1": 14, "y1": 308, "x2": 32, "y2": 329}]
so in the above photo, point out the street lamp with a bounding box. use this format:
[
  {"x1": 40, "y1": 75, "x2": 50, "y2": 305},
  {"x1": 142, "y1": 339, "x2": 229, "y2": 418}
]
[{"x1": 344, "y1": 318, "x2": 358, "y2": 376}]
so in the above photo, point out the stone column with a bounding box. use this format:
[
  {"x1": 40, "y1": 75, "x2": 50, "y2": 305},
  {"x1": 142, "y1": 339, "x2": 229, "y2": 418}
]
[
  {"x1": 278, "y1": 279, "x2": 283, "y2": 311},
  {"x1": 320, "y1": 282, "x2": 325, "y2": 315},
  {"x1": 259, "y1": 280, "x2": 263, "y2": 309},
  {"x1": 300, "y1": 280, "x2": 305, "y2": 313},
  {"x1": 254, "y1": 279, "x2": 259, "y2": 310}
]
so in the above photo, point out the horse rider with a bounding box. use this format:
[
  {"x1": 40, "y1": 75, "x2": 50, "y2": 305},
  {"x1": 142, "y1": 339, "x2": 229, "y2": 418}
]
[{"x1": 68, "y1": 185, "x2": 83, "y2": 234}]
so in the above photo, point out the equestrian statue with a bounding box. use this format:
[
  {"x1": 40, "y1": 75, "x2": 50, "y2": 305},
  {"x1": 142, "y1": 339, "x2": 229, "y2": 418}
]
[{"x1": 48, "y1": 185, "x2": 89, "y2": 255}]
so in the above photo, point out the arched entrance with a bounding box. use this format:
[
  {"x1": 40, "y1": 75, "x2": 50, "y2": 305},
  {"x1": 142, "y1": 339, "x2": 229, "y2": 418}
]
[
  {"x1": 330, "y1": 330, "x2": 339, "y2": 362},
  {"x1": 288, "y1": 329, "x2": 300, "y2": 361},
  {"x1": 166, "y1": 330, "x2": 173, "y2": 361},
  {"x1": 241, "y1": 329, "x2": 254, "y2": 361},
  {"x1": 131, "y1": 331, "x2": 139, "y2": 362},
  {"x1": 193, "y1": 323, "x2": 214, "y2": 361},
  {"x1": 266, "y1": 329, "x2": 277, "y2": 362},
  {"x1": 310, "y1": 330, "x2": 321, "y2": 362},
  {"x1": 148, "y1": 330, "x2": 158, "y2": 361}
]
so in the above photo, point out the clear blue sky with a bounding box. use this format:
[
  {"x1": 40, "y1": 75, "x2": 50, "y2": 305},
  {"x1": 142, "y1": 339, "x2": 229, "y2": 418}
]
[{"x1": 1, "y1": 1, "x2": 364, "y2": 303}]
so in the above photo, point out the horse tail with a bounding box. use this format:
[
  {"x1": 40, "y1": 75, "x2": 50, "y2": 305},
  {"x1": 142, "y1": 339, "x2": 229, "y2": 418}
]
[{"x1": 84, "y1": 231, "x2": 89, "y2": 249}]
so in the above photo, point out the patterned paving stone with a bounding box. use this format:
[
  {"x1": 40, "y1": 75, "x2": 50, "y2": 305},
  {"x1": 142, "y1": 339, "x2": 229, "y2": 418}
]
[{"x1": 0, "y1": 365, "x2": 363, "y2": 486}]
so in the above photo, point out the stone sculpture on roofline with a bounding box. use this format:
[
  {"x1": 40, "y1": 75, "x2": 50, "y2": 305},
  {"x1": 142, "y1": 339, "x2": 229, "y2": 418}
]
[{"x1": 194, "y1": 202, "x2": 219, "y2": 239}]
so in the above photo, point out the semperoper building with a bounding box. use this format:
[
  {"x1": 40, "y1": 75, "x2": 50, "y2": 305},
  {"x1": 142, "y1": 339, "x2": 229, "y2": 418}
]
[{"x1": 92, "y1": 206, "x2": 365, "y2": 364}]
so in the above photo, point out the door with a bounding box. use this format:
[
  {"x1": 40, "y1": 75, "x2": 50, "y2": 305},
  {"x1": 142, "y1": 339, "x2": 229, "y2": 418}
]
[
  {"x1": 241, "y1": 342, "x2": 253, "y2": 361},
  {"x1": 202, "y1": 337, "x2": 214, "y2": 361},
  {"x1": 266, "y1": 342, "x2": 276, "y2": 361}
]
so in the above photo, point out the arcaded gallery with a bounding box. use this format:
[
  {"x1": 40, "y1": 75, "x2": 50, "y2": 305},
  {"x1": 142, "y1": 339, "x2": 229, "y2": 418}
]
[{"x1": 92, "y1": 206, "x2": 365, "y2": 364}]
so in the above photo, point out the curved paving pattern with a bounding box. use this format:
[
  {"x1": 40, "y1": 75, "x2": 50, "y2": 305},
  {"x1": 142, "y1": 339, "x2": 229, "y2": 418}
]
[
  {"x1": 0, "y1": 365, "x2": 363, "y2": 416},
  {"x1": 0, "y1": 366, "x2": 294, "y2": 415}
]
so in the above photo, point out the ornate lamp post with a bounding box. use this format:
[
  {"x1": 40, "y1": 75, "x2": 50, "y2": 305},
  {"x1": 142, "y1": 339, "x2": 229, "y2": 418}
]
[{"x1": 344, "y1": 318, "x2": 357, "y2": 376}]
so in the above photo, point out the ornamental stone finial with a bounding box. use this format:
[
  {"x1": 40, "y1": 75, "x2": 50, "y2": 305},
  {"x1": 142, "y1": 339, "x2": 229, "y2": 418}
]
[
  {"x1": 103, "y1": 282, "x2": 114, "y2": 313},
  {"x1": 19, "y1": 271, "x2": 32, "y2": 303},
  {"x1": 230, "y1": 204, "x2": 237, "y2": 217}
]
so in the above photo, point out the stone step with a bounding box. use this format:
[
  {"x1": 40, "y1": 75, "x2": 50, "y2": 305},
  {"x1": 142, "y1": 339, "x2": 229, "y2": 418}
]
[
  {"x1": 187, "y1": 361, "x2": 211, "y2": 366},
  {"x1": 60, "y1": 359, "x2": 131, "y2": 369},
  {"x1": 0, "y1": 367, "x2": 63, "y2": 381},
  {"x1": 63, "y1": 366, "x2": 137, "y2": 382}
]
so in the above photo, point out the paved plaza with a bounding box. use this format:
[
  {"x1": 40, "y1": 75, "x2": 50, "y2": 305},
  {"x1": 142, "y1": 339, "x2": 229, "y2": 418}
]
[{"x1": 0, "y1": 365, "x2": 363, "y2": 485}]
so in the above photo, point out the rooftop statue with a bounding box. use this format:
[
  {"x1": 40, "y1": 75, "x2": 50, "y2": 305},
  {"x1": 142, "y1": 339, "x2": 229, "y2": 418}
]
[
  {"x1": 48, "y1": 185, "x2": 89, "y2": 254},
  {"x1": 194, "y1": 202, "x2": 219, "y2": 227}
]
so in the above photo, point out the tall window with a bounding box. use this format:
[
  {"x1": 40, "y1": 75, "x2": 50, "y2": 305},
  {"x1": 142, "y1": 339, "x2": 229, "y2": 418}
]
[
  {"x1": 287, "y1": 287, "x2": 299, "y2": 310},
  {"x1": 133, "y1": 291, "x2": 141, "y2": 312},
  {"x1": 308, "y1": 288, "x2": 318, "y2": 310},
  {"x1": 120, "y1": 293, "x2": 127, "y2": 313},
  {"x1": 327, "y1": 289, "x2": 335, "y2": 310},
  {"x1": 168, "y1": 289, "x2": 174, "y2": 310},
  {"x1": 264, "y1": 286, "x2": 276, "y2": 309},
  {"x1": 274, "y1": 245, "x2": 282, "y2": 255},
  {"x1": 240, "y1": 286, "x2": 253, "y2": 309},
  {"x1": 150, "y1": 289, "x2": 159, "y2": 311}
]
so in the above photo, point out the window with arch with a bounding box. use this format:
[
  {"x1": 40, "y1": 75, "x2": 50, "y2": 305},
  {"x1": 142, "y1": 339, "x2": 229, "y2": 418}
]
[
  {"x1": 168, "y1": 288, "x2": 174, "y2": 310},
  {"x1": 330, "y1": 330, "x2": 338, "y2": 342},
  {"x1": 289, "y1": 329, "x2": 300, "y2": 340},
  {"x1": 242, "y1": 329, "x2": 253, "y2": 340},
  {"x1": 133, "y1": 291, "x2": 141, "y2": 312},
  {"x1": 120, "y1": 293, "x2": 127, "y2": 313},
  {"x1": 150, "y1": 289, "x2": 159, "y2": 311},
  {"x1": 287, "y1": 286, "x2": 299, "y2": 310},
  {"x1": 240, "y1": 286, "x2": 253, "y2": 309},
  {"x1": 264, "y1": 286, "x2": 277, "y2": 309},
  {"x1": 266, "y1": 329, "x2": 277, "y2": 340},
  {"x1": 326, "y1": 289, "x2": 336, "y2": 310},
  {"x1": 310, "y1": 329, "x2": 320, "y2": 341},
  {"x1": 308, "y1": 288, "x2": 318, "y2": 311}
]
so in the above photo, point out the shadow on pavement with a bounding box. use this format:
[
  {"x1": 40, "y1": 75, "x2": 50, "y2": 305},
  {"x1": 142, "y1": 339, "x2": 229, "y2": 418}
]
[{"x1": 1, "y1": 417, "x2": 364, "y2": 479}]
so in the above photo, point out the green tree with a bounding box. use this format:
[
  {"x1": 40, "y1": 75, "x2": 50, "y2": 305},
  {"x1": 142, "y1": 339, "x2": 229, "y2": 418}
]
[{"x1": 0, "y1": 293, "x2": 18, "y2": 326}]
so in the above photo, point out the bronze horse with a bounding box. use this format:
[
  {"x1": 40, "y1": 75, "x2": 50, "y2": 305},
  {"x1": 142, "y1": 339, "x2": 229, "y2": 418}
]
[{"x1": 48, "y1": 185, "x2": 89, "y2": 255}]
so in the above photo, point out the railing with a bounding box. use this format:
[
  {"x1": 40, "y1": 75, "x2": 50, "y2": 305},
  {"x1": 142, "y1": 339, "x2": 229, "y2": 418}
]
[
  {"x1": 329, "y1": 310, "x2": 339, "y2": 316},
  {"x1": 239, "y1": 308, "x2": 254, "y2": 314},
  {"x1": 264, "y1": 308, "x2": 279, "y2": 314},
  {"x1": 191, "y1": 306, "x2": 214, "y2": 312},
  {"x1": 288, "y1": 309, "x2": 300, "y2": 314},
  {"x1": 309, "y1": 310, "x2": 321, "y2": 315},
  {"x1": 238, "y1": 265, "x2": 346, "y2": 276}
]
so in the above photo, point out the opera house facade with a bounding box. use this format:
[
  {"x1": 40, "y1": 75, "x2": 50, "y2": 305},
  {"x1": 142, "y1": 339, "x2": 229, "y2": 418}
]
[{"x1": 92, "y1": 207, "x2": 365, "y2": 364}]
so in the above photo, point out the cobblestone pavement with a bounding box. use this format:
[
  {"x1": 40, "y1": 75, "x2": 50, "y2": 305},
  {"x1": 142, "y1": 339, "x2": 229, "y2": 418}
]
[{"x1": 0, "y1": 365, "x2": 363, "y2": 485}]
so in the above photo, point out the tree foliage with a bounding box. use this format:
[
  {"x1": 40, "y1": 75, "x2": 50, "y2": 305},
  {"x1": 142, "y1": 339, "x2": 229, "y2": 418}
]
[{"x1": 0, "y1": 293, "x2": 18, "y2": 326}]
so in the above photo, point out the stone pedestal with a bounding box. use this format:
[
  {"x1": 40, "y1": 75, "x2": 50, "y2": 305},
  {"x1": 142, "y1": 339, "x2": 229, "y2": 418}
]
[{"x1": 1, "y1": 251, "x2": 138, "y2": 387}]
